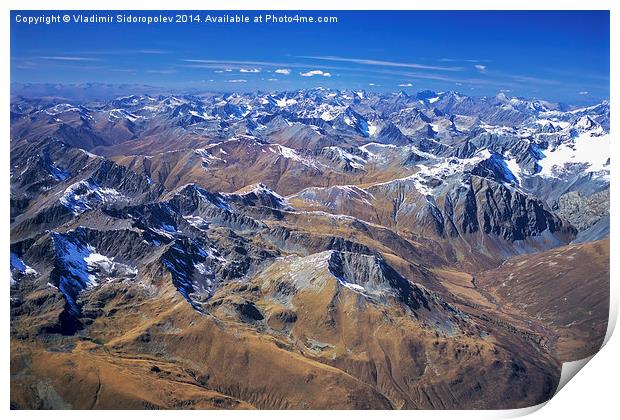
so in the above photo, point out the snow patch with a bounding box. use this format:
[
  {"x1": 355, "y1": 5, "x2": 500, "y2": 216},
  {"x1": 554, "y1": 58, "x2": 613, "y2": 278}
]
[
  {"x1": 51, "y1": 232, "x2": 136, "y2": 316},
  {"x1": 183, "y1": 215, "x2": 210, "y2": 231},
  {"x1": 10, "y1": 253, "x2": 37, "y2": 285},
  {"x1": 195, "y1": 148, "x2": 227, "y2": 166},
  {"x1": 108, "y1": 108, "x2": 140, "y2": 122},
  {"x1": 269, "y1": 144, "x2": 322, "y2": 169},
  {"x1": 505, "y1": 158, "x2": 523, "y2": 184},
  {"x1": 276, "y1": 98, "x2": 298, "y2": 107},
  {"x1": 537, "y1": 132, "x2": 610, "y2": 178},
  {"x1": 371, "y1": 149, "x2": 492, "y2": 196},
  {"x1": 323, "y1": 147, "x2": 366, "y2": 170},
  {"x1": 60, "y1": 179, "x2": 125, "y2": 214},
  {"x1": 367, "y1": 122, "x2": 380, "y2": 136}
]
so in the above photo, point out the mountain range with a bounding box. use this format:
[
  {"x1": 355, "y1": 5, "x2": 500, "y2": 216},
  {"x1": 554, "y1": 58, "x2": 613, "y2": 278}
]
[{"x1": 10, "y1": 88, "x2": 610, "y2": 409}]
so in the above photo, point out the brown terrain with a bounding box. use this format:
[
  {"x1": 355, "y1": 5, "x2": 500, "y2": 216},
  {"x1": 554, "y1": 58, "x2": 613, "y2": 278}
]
[{"x1": 10, "y1": 90, "x2": 610, "y2": 409}]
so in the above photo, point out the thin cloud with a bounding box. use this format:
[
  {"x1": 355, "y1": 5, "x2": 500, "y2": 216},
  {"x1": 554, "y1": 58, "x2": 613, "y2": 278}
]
[
  {"x1": 371, "y1": 68, "x2": 543, "y2": 90},
  {"x1": 510, "y1": 74, "x2": 561, "y2": 85},
  {"x1": 119, "y1": 56, "x2": 564, "y2": 91},
  {"x1": 135, "y1": 49, "x2": 169, "y2": 55},
  {"x1": 474, "y1": 64, "x2": 488, "y2": 74},
  {"x1": 227, "y1": 79, "x2": 247, "y2": 83},
  {"x1": 300, "y1": 70, "x2": 331, "y2": 77},
  {"x1": 439, "y1": 58, "x2": 491, "y2": 63},
  {"x1": 184, "y1": 59, "x2": 290, "y2": 67},
  {"x1": 11, "y1": 60, "x2": 37, "y2": 70},
  {"x1": 377, "y1": 68, "x2": 493, "y2": 85},
  {"x1": 579, "y1": 91, "x2": 590, "y2": 95},
  {"x1": 240, "y1": 68, "x2": 260, "y2": 73},
  {"x1": 183, "y1": 60, "x2": 417, "y2": 81},
  {"x1": 296, "y1": 55, "x2": 463, "y2": 72},
  {"x1": 182, "y1": 59, "x2": 365, "y2": 74},
  {"x1": 68, "y1": 49, "x2": 169, "y2": 56},
  {"x1": 147, "y1": 69, "x2": 177, "y2": 74},
  {"x1": 398, "y1": 83, "x2": 413, "y2": 87},
  {"x1": 39, "y1": 56, "x2": 99, "y2": 62}
]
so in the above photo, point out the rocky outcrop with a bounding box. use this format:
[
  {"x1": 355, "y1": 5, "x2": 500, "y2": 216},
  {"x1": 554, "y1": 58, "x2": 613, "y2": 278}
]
[{"x1": 555, "y1": 189, "x2": 609, "y2": 232}]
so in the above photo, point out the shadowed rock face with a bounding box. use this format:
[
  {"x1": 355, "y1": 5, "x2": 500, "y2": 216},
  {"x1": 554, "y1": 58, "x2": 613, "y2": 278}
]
[
  {"x1": 326, "y1": 251, "x2": 432, "y2": 312},
  {"x1": 467, "y1": 176, "x2": 571, "y2": 241},
  {"x1": 10, "y1": 89, "x2": 609, "y2": 409}
]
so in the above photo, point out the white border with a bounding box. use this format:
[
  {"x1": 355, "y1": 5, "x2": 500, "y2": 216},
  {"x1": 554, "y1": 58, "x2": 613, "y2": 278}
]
[{"x1": 2, "y1": 1, "x2": 617, "y2": 419}]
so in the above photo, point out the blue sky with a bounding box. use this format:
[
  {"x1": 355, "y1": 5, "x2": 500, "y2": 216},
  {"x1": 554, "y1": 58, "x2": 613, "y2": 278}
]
[{"x1": 11, "y1": 10, "x2": 609, "y2": 103}]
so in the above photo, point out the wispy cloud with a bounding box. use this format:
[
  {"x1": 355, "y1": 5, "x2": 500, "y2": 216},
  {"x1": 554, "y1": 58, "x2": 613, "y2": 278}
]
[
  {"x1": 375, "y1": 68, "x2": 497, "y2": 86},
  {"x1": 296, "y1": 55, "x2": 463, "y2": 72},
  {"x1": 439, "y1": 58, "x2": 490, "y2": 63},
  {"x1": 227, "y1": 79, "x2": 247, "y2": 83},
  {"x1": 398, "y1": 83, "x2": 413, "y2": 87},
  {"x1": 147, "y1": 69, "x2": 177, "y2": 74},
  {"x1": 240, "y1": 68, "x2": 260, "y2": 73},
  {"x1": 275, "y1": 68, "x2": 291, "y2": 75},
  {"x1": 182, "y1": 59, "x2": 357, "y2": 74},
  {"x1": 183, "y1": 57, "x2": 562, "y2": 90},
  {"x1": 300, "y1": 70, "x2": 331, "y2": 77},
  {"x1": 11, "y1": 59, "x2": 37, "y2": 70},
  {"x1": 134, "y1": 49, "x2": 169, "y2": 55},
  {"x1": 509, "y1": 74, "x2": 561, "y2": 85},
  {"x1": 184, "y1": 59, "x2": 289, "y2": 67},
  {"x1": 474, "y1": 64, "x2": 487, "y2": 74},
  {"x1": 579, "y1": 91, "x2": 589, "y2": 95},
  {"x1": 73, "y1": 49, "x2": 169, "y2": 56},
  {"x1": 369, "y1": 67, "x2": 559, "y2": 90},
  {"x1": 39, "y1": 56, "x2": 99, "y2": 62}
]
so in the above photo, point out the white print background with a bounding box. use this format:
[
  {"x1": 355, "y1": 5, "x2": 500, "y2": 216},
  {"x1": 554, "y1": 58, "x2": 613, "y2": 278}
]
[{"x1": 1, "y1": 1, "x2": 617, "y2": 419}]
